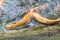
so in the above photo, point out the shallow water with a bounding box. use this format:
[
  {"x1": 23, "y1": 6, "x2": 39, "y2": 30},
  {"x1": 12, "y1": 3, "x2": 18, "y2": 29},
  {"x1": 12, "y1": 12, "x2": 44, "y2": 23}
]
[{"x1": 0, "y1": 0, "x2": 60, "y2": 39}]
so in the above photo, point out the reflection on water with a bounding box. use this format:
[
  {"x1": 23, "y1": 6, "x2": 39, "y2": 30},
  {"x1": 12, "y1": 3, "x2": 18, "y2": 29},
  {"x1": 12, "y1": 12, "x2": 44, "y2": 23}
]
[{"x1": 0, "y1": 0, "x2": 60, "y2": 38}]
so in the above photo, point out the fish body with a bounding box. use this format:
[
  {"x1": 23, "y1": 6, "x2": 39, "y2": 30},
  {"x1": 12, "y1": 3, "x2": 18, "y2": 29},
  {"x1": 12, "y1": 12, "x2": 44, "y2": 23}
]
[
  {"x1": 6, "y1": 13, "x2": 31, "y2": 30},
  {"x1": 32, "y1": 12, "x2": 60, "y2": 25}
]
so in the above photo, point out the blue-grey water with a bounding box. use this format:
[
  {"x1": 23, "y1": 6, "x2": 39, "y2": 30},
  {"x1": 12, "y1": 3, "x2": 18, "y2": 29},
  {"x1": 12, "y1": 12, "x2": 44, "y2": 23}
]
[{"x1": 0, "y1": 0, "x2": 60, "y2": 38}]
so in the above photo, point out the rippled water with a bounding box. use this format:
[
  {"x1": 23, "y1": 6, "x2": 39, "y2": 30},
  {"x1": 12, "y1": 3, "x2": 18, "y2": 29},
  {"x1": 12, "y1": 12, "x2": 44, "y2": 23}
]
[{"x1": 0, "y1": 0, "x2": 60, "y2": 38}]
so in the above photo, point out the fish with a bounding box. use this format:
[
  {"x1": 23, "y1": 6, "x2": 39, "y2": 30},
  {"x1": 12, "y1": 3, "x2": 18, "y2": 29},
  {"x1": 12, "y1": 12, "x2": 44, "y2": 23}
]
[
  {"x1": 32, "y1": 12, "x2": 60, "y2": 25},
  {"x1": 6, "y1": 4, "x2": 49, "y2": 30},
  {"x1": 6, "y1": 4, "x2": 59, "y2": 30},
  {"x1": 6, "y1": 13, "x2": 31, "y2": 30},
  {"x1": 30, "y1": 4, "x2": 60, "y2": 25}
]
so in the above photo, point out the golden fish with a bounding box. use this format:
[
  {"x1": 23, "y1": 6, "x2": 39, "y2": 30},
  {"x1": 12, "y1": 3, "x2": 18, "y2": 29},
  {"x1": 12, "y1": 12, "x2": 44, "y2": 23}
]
[
  {"x1": 6, "y1": 13, "x2": 31, "y2": 30},
  {"x1": 32, "y1": 12, "x2": 60, "y2": 25},
  {"x1": 6, "y1": 4, "x2": 48, "y2": 30}
]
